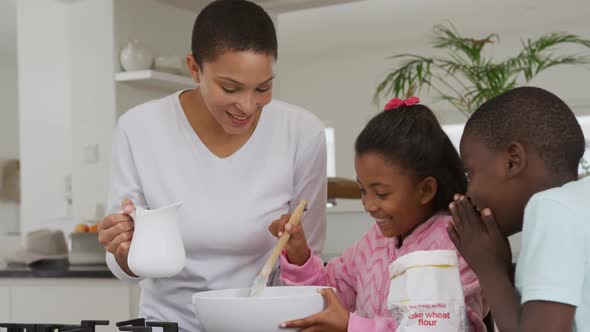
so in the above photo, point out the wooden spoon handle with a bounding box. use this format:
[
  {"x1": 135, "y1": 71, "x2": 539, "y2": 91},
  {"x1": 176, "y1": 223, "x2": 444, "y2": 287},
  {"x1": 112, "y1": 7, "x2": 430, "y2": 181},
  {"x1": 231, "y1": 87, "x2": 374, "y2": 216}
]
[{"x1": 260, "y1": 200, "x2": 308, "y2": 277}]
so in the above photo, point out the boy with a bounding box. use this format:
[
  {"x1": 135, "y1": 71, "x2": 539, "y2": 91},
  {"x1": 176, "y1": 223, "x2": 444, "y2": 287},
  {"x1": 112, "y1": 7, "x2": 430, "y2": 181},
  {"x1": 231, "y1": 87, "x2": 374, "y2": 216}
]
[{"x1": 447, "y1": 86, "x2": 589, "y2": 331}]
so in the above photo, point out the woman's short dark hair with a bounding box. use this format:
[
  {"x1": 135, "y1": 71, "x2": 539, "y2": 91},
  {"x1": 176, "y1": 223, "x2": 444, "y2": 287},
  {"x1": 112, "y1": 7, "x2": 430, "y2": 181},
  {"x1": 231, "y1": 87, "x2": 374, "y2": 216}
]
[{"x1": 191, "y1": 0, "x2": 278, "y2": 68}]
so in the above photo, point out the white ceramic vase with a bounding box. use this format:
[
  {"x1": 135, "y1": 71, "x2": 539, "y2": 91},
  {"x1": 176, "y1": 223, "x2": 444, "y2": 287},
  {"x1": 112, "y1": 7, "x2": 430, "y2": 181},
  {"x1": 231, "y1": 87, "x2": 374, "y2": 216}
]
[{"x1": 120, "y1": 40, "x2": 154, "y2": 71}]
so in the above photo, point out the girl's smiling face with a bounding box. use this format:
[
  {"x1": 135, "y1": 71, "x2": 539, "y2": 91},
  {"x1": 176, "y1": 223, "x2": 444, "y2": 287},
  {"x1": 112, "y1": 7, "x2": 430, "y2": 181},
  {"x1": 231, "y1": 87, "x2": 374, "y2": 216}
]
[{"x1": 355, "y1": 152, "x2": 437, "y2": 239}]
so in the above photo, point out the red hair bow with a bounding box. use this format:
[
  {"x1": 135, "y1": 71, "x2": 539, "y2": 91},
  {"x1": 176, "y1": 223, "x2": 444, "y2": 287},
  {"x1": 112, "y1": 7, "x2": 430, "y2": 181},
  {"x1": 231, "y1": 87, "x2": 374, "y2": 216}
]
[{"x1": 384, "y1": 97, "x2": 420, "y2": 111}]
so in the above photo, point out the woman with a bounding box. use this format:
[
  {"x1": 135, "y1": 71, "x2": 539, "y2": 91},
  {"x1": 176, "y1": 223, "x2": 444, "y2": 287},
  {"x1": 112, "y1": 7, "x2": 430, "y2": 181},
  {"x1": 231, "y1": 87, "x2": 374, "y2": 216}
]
[{"x1": 97, "y1": 1, "x2": 327, "y2": 330}]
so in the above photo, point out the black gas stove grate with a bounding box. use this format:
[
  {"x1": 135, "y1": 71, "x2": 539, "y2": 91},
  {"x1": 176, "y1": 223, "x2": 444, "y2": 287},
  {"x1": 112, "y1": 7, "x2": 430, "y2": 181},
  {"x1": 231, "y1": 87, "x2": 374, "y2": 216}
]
[
  {"x1": 0, "y1": 319, "x2": 178, "y2": 332},
  {"x1": 0, "y1": 320, "x2": 109, "y2": 332},
  {"x1": 116, "y1": 318, "x2": 179, "y2": 332}
]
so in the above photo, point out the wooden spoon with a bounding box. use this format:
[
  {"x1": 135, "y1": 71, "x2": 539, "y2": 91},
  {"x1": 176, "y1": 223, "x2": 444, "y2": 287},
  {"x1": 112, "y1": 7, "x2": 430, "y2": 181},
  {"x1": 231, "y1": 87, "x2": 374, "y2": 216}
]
[{"x1": 249, "y1": 200, "x2": 308, "y2": 297}]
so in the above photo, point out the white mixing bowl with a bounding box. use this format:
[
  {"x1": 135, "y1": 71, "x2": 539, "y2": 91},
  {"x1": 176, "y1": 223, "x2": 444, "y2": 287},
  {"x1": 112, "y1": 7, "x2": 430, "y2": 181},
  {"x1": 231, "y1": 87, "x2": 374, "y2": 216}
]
[{"x1": 192, "y1": 286, "x2": 328, "y2": 332}]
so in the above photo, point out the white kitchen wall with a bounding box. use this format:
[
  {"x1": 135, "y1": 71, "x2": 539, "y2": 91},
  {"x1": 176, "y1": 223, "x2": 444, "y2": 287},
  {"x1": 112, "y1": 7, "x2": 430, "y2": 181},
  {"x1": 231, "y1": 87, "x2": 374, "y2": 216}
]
[
  {"x1": 17, "y1": 0, "x2": 73, "y2": 234},
  {"x1": 69, "y1": 0, "x2": 117, "y2": 222}
]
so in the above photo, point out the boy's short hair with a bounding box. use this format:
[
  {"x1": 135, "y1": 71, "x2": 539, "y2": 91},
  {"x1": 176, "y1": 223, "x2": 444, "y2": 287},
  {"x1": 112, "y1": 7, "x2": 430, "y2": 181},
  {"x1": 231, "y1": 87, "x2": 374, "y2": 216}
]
[
  {"x1": 191, "y1": 0, "x2": 277, "y2": 68},
  {"x1": 464, "y1": 86, "x2": 585, "y2": 174}
]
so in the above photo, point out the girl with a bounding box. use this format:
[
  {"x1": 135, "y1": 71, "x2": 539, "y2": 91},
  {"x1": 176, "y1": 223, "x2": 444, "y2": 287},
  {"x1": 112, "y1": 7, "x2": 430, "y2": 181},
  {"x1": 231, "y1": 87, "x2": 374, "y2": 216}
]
[{"x1": 270, "y1": 97, "x2": 488, "y2": 331}]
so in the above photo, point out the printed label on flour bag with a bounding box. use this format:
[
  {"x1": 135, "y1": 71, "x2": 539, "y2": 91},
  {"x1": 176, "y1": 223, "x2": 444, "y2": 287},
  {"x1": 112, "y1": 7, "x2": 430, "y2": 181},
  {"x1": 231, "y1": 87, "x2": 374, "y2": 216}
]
[{"x1": 387, "y1": 250, "x2": 469, "y2": 331}]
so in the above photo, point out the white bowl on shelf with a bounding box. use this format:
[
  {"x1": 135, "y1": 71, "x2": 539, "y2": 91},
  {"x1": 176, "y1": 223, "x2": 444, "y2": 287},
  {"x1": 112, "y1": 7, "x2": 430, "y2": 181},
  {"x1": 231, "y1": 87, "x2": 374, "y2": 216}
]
[
  {"x1": 192, "y1": 286, "x2": 329, "y2": 332},
  {"x1": 154, "y1": 56, "x2": 189, "y2": 76}
]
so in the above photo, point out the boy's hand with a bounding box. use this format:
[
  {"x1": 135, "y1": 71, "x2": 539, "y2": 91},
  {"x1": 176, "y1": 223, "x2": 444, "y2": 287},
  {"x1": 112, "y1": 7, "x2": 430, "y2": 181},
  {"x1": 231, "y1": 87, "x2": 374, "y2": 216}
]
[
  {"x1": 447, "y1": 195, "x2": 512, "y2": 277},
  {"x1": 268, "y1": 214, "x2": 311, "y2": 266},
  {"x1": 280, "y1": 288, "x2": 349, "y2": 332}
]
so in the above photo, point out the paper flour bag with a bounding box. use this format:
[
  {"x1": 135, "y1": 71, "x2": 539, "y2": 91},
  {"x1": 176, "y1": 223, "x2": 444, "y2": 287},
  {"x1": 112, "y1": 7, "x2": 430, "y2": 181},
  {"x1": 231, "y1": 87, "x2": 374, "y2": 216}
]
[{"x1": 387, "y1": 250, "x2": 469, "y2": 331}]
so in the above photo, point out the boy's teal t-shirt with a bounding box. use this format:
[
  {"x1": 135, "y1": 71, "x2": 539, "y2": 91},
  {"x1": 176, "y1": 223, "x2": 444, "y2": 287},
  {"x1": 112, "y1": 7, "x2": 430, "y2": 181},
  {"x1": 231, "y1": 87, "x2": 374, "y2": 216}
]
[{"x1": 515, "y1": 176, "x2": 590, "y2": 331}]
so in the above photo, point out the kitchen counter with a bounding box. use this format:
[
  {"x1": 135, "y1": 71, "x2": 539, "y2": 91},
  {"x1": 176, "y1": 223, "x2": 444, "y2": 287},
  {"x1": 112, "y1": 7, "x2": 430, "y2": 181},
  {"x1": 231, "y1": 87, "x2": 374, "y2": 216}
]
[{"x1": 0, "y1": 259, "x2": 114, "y2": 278}]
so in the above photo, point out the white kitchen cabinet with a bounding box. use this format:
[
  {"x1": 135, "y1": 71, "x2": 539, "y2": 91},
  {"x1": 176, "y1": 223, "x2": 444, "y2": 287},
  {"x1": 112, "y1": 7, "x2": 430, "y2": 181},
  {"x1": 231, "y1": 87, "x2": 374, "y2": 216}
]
[
  {"x1": 0, "y1": 286, "x2": 10, "y2": 321},
  {"x1": 0, "y1": 279, "x2": 137, "y2": 324}
]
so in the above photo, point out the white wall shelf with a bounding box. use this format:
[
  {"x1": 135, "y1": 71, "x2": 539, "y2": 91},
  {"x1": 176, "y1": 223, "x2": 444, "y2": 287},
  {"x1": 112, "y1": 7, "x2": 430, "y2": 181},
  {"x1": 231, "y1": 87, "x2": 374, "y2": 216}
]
[{"x1": 115, "y1": 70, "x2": 195, "y2": 92}]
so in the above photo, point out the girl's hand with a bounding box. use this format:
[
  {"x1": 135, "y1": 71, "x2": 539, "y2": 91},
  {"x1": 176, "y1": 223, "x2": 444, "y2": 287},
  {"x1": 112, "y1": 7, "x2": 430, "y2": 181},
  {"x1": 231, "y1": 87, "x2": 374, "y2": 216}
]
[
  {"x1": 268, "y1": 214, "x2": 311, "y2": 266},
  {"x1": 280, "y1": 288, "x2": 349, "y2": 332}
]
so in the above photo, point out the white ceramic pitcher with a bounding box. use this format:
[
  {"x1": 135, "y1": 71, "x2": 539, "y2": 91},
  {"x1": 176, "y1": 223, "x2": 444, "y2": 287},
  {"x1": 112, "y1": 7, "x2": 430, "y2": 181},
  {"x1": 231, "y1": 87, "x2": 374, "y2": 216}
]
[{"x1": 127, "y1": 202, "x2": 186, "y2": 278}]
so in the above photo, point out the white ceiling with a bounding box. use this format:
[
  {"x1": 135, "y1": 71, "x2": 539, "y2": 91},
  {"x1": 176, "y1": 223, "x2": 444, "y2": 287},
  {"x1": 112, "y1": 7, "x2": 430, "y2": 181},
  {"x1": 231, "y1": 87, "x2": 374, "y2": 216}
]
[
  {"x1": 0, "y1": 0, "x2": 16, "y2": 53},
  {"x1": 277, "y1": 0, "x2": 590, "y2": 59}
]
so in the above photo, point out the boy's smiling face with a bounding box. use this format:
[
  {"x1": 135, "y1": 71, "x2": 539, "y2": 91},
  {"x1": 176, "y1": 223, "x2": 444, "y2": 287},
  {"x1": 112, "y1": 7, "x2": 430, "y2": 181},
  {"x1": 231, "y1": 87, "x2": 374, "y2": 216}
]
[{"x1": 460, "y1": 133, "x2": 527, "y2": 237}]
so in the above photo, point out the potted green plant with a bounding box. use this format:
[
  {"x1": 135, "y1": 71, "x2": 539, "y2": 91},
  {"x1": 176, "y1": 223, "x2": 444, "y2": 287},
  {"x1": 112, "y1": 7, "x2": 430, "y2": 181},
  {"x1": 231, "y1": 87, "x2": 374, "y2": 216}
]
[{"x1": 374, "y1": 24, "x2": 590, "y2": 175}]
